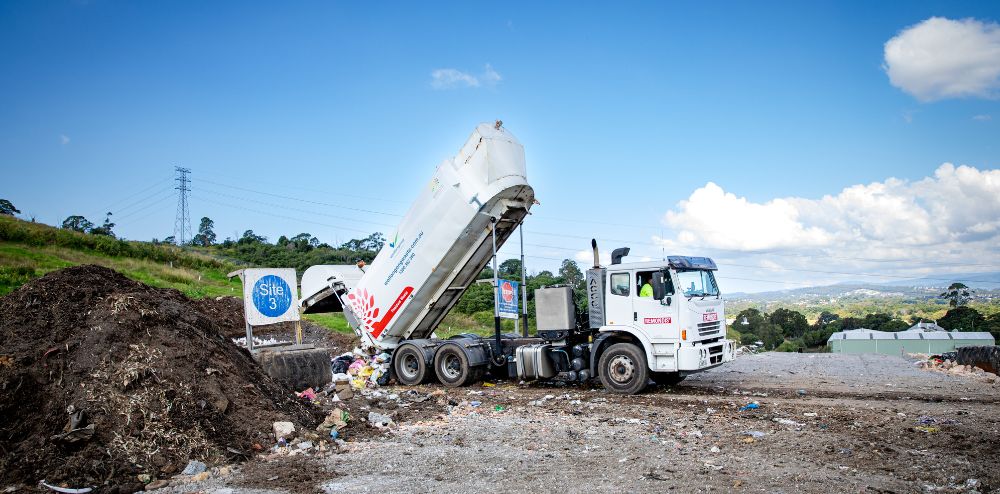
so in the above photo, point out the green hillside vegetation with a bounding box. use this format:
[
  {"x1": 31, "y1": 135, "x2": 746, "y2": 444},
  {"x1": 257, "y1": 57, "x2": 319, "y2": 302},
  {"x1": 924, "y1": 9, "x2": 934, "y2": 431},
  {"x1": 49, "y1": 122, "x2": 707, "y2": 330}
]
[{"x1": 4, "y1": 213, "x2": 997, "y2": 349}]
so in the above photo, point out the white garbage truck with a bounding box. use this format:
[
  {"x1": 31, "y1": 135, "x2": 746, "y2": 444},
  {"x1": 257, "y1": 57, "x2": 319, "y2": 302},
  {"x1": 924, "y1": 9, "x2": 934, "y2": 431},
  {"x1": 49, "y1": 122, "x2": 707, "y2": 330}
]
[{"x1": 300, "y1": 122, "x2": 735, "y2": 394}]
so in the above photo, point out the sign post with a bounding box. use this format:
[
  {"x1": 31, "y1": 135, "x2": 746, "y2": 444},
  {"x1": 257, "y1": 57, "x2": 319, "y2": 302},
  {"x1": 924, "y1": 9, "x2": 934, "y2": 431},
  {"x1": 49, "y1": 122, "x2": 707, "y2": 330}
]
[
  {"x1": 230, "y1": 268, "x2": 300, "y2": 351},
  {"x1": 498, "y1": 278, "x2": 520, "y2": 320}
]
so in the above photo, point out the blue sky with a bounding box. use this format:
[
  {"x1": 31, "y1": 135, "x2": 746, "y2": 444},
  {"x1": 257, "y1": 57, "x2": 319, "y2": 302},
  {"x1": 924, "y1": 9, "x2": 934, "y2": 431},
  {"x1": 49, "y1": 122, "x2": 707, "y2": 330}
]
[{"x1": 2, "y1": 1, "x2": 999, "y2": 292}]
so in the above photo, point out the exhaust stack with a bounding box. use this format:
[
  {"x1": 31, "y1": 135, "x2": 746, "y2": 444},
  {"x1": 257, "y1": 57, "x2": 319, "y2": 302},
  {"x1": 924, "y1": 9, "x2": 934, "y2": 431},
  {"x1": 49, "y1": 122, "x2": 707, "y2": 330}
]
[{"x1": 591, "y1": 239, "x2": 600, "y2": 268}]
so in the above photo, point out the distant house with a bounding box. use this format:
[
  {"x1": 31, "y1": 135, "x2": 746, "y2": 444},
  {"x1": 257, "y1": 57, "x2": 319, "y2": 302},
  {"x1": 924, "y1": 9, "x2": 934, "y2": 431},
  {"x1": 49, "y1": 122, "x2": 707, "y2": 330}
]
[{"x1": 827, "y1": 322, "x2": 995, "y2": 355}]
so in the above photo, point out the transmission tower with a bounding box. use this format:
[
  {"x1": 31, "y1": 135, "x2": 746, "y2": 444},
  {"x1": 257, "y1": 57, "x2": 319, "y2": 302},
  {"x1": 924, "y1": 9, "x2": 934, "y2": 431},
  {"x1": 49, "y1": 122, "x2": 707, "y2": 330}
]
[{"x1": 173, "y1": 166, "x2": 192, "y2": 245}]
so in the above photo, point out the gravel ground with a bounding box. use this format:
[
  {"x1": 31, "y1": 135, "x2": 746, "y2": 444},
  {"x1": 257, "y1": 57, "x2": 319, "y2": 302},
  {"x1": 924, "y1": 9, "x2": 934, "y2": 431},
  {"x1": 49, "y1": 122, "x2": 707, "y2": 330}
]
[{"x1": 158, "y1": 352, "x2": 1000, "y2": 494}]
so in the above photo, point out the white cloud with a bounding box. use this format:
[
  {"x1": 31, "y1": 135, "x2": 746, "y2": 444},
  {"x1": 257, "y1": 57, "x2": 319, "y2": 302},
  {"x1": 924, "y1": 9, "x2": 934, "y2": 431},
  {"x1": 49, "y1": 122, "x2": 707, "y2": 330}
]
[
  {"x1": 60, "y1": 134, "x2": 70, "y2": 145},
  {"x1": 972, "y1": 114, "x2": 992, "y2": 121},
  {"x1": 660, "y1": 163, "x2": 1000, "y2": 254},
  {"x1": 656, "y1": 164, "x2": 1000, "y2": 292},
  {"x1": 430, "y1": 64, "x2": 502, "y2": 89},
  {"x1": 884, "y1": 17, "x2": 1000, "y2": 101}
]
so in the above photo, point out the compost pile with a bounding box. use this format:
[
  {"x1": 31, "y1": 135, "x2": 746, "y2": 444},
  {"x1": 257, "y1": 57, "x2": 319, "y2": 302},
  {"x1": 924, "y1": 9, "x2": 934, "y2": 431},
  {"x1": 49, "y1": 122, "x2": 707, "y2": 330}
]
[{"x1": 0, "y1": 265, "x2": 318, "y2": 491}]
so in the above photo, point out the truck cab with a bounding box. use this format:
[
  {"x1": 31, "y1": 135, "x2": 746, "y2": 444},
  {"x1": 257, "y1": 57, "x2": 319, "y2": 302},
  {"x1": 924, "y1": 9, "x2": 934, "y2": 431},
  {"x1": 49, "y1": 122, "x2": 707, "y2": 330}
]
[{"x1": 586, "y1": 252, "x2": 735, "y2": 393}]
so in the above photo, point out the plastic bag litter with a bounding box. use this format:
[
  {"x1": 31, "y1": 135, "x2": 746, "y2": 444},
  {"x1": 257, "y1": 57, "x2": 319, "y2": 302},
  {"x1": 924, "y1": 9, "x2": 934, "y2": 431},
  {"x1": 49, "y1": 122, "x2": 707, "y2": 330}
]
[{"x1": 738, "y1": 403, "x2": 759, "y2": 412}]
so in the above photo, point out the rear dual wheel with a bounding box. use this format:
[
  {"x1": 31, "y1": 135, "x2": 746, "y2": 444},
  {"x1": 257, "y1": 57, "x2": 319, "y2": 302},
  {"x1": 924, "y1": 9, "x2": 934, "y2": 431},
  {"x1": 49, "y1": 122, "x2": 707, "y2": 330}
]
[
  {"x1": 433, "y1": 344, "x2": 484, "y2": 387},
  {"x1": 393, "y1": 344, "x2": 432, "y2": 386}
]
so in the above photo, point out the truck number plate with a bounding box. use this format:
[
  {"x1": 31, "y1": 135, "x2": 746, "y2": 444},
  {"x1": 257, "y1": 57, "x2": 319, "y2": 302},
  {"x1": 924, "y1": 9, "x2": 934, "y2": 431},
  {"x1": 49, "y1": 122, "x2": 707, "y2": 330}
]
[{"x1": 703, "y1": 313, "x2": 718, "y2": 322}]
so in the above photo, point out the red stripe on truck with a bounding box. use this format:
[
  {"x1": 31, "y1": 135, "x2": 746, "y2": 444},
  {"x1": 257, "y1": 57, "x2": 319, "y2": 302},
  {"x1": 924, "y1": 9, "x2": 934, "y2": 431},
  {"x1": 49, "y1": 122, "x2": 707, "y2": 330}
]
[{"x1": 370, "y1": 286, "x2": 414, "y2": 339}]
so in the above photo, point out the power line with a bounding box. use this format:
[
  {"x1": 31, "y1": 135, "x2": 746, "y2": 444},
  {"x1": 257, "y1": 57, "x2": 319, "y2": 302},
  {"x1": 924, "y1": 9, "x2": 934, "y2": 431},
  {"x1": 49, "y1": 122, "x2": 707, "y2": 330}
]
[
  {"x1": 197, "y1": 185, "x2": 398, "y2": 229},
  {"x1": 197, "y1": 170, "x2": 413, "y2": 206},
  {"x1": 191, "y1": 194, "x2": 376, "y2": 235},
  {"x1": 114, "y1": 190, "x2": 177, "y2": 223},
  {"x1": 173, "y1": 167, "x2": 192, "y2": 245},
  {"x1": 198, "y1": 177, "x2": 404, "y2": 218},
  {"x1": 91, "y1": 175, "x2": 174, "y2": 218}
]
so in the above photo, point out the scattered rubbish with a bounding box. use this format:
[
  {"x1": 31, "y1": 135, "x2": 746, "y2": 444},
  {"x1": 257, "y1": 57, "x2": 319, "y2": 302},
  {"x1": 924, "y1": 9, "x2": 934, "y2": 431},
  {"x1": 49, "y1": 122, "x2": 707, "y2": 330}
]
[
  {"x1": 710, "y1": 446, "x2": 721, "y2": 453},
  {"x1": 743, "y1": 431, "x2": 766, "y2": 438},
  {"x1": 704, "y1": 463, "x2": 724, "y2": 471},
  {"x1": 296, "y1": 388, "x2": 317, "y2": 401},
  {"x1": 50, "y1": 423, "x2": 96, "y2": 444},
  {"x1": 368, "y1": 411, "x2": 394, "y2": 429},
  {"x1": 738, "y1": 403, "x2": 759, "y2": 411},
  {"x1": 494, "y1": 405, "x2": 505, "y2": 412},
  {"x1": 803, "y1": 412, "x2": 818, "y2": 417},
  {"x1": 272, "y1": 422, "x2": 296, "y2": 439},
  {"x1": 773, "y1": 418, "x2": 805, "y2": 427},
  {"x1": 297, "y1": 441, "x2": 314, "y2": 450},
  {"x1": 482, "y1": 382, "x2": 496, "y2": 387},
  {"x1": 796, "y1": 389, "x2": 807, "y2": 396},
  {"x1": 181, "y1": 460, "x2": 207, "y2": 475},
  {"x1": 318, "y1": 408, "x2": 349, "y2": 435},
  {"x1": 39, "y1": 482, "x2": 92, "y2": 494},
  {"x1": 470, "y1": 401, "x2": 482, "y2": 407},
  {"x1": 914, "y1": 426, "x2": 939, "y2": 433}
]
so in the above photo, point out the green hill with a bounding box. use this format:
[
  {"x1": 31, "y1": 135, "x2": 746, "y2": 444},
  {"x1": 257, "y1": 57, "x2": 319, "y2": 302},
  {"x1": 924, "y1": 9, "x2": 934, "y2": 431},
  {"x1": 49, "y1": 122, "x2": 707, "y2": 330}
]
[{"x1": 0, "y1": 216, "x2": 353, "y2": 332}]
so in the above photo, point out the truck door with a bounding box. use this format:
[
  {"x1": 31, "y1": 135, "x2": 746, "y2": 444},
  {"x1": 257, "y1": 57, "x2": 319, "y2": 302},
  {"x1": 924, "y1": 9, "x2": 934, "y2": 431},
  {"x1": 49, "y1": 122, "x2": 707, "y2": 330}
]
[
  {"x1": 634, "y1": 270, "x2": 678, "y2": 342},
  {"x1": 604, "y1": 271, "x2": 633, "y2": 327}
]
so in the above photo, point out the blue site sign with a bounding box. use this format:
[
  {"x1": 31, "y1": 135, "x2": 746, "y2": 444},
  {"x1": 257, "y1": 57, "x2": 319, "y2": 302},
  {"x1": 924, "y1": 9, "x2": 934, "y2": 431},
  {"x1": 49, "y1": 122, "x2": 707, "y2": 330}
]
[
  {"x1": 497, "y1": 279, "x2": 519, "y2": 319},
  {"x1": 241, "y1": 268, "x2": 300, "y2": 326}
]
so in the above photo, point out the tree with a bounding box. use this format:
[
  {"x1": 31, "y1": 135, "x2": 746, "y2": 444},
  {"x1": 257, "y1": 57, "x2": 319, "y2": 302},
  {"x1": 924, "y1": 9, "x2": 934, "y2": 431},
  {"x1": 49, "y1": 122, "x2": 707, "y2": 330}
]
[
  {"x1": 881, "y1": 319, "x2": 910, "y2": 332},
  {"x1": 757, "y1": 322, "x2": 785, "y2": 350},
  {"x1": 862, "y1": 313, "x2": 892, "y2": 331},
  {"x1": 940, "y1": 282, "x2": 972, "y2": 308},
  {"x1": 62, "y1": 215, "x2": 94, "y2": 233},
  {"x1": 163, "y1": 235, "x2": 176, "y2": 244},
  {"x1": 341, "y1": 232, "x2": 385, "y2": 253},
  {"x1": 499, "y1": 259, "x2": 522, "y2": 279},
  {"x1": 89, "y1": 212, "x2": 116, "y2": 237},
  {"x1": 239, "y1": 230, "x2": 267, "y2": 244},
  {"x1": 938, "y1": 306, "x2": 986, "y2": 332},
  {"x1": 558, "y1": 259, "x2": 584, "y2": 287},
  {"x1": 0, "y1": 199, "x2": 20, "y2": 216},
  {"x1": 733, "y1": 308, "x2": 767, "y2": 341},
  {"x1": 985, "y1": 312, "x2": 1000, "y2": 343},
  {"x1": 769, "y1": 308, "x2": 809, "y2": 338},
  {"x1": 192, "y1": 217, "x2": 216, "y2": 246},
  {"x1": 816, "y1": 311, "x2": 840, "y2": 326}
]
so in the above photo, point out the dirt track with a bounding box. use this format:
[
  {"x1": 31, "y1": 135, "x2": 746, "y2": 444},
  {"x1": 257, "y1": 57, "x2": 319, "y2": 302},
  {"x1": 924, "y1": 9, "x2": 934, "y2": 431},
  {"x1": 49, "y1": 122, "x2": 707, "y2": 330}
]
[{"x1": 161, "y1": 352, "x2": 1000, "y2": 493}]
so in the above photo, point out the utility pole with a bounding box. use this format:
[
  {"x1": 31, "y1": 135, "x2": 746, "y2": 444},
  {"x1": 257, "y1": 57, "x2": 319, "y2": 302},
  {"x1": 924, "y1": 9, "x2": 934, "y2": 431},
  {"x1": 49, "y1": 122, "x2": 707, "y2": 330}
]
[{"x1": 173, "y1": 167, "x2": 192, "y2": 246}]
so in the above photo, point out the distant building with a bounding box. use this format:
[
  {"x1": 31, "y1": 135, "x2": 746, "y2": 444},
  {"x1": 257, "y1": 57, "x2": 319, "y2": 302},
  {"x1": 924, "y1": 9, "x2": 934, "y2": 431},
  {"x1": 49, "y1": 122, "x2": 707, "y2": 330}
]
[{"x1": 827, "y1": 322, "x2": 995, "y2": 355}]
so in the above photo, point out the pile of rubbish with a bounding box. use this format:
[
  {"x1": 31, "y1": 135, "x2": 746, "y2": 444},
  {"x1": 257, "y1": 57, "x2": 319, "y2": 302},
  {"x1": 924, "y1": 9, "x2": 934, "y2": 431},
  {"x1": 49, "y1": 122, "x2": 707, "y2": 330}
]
[
  {"x1": 0, "y1": 266, "x2": 319, "y2": 491},
  {"x1": 912, "y1": 353, "x2": 998, "y2": 382},
  {"x1": 331, "y1": 349, "x2": 392, "y2": 390}
]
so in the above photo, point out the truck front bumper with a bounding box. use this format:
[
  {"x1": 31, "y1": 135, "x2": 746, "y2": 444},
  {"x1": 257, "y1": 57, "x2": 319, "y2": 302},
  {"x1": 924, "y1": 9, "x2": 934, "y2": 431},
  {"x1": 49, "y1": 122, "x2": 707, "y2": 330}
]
[{"x1": 677, "y1": 339, "x2": 735, "y2": 371}]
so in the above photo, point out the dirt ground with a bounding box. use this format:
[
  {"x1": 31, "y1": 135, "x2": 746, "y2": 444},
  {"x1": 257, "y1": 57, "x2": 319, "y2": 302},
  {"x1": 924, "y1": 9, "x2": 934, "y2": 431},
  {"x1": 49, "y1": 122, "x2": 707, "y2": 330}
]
[{"x1": 154, "y1": 351, "x2": 999, "y2": 494}]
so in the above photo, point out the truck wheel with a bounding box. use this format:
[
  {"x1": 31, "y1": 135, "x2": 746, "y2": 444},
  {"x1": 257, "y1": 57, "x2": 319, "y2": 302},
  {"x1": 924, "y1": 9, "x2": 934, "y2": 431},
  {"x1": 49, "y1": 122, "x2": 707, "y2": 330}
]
[
  {"x1": 651, "y1": 372, "x2": 685, "y2": 387},
  {"x1": 393, "y1": 344, "x2": 431, "y2": 386},
  {"x1": 598, "y1": 343, "x2": 649, "y2": 394},
  {"x1": 433, "y1": 344, "x2": 478, "y2": 387}
]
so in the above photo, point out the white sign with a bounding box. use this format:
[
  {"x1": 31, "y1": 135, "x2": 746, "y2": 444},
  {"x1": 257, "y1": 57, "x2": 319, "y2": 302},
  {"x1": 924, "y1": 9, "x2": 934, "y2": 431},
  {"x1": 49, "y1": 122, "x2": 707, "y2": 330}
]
[{"x1": 241, "y1": 268, "x2": 300, "y2": 326}]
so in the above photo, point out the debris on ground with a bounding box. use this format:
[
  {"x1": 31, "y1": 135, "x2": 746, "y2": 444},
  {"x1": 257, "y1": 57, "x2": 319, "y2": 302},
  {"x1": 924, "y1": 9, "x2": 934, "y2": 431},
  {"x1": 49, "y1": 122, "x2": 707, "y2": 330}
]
[
  {"x1": 0, "y1": 265, "x2": 318, "y2": 490},
  {"x1": 911, "y1": 353, "x2": 998, "y2": 382}
]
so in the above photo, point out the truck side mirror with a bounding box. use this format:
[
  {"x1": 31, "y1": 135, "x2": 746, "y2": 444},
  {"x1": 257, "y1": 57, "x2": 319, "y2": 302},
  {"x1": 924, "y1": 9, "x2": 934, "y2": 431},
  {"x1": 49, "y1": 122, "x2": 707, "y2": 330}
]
[
  {"x1": 662, "y1": 296, "x2": 671, "y2": 306},
  {"x1": 652, "y1": 272, "x2": 665, "y2": 300}
]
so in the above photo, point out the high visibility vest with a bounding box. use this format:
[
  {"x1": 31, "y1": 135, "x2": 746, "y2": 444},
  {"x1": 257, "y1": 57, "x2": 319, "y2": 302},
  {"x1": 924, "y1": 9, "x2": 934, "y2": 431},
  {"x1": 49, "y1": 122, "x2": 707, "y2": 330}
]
[{"x1": 640, "y1": 283, "x2": 653, "y2": 297}]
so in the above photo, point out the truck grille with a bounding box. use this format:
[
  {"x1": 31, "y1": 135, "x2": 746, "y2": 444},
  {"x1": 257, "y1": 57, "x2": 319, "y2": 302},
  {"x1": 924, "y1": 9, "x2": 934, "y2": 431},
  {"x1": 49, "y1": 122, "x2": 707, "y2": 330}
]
[{"x1": 697, "y1": 321, "x2": 721, "y2": 337}]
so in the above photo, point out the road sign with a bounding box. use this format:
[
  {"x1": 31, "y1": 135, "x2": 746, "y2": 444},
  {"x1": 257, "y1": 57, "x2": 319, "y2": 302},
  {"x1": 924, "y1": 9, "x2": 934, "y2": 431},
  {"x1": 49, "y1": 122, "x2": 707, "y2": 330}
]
[
  {"x1": 241, "y1": 268, "x2": 300, "y2": 326},
  {"x1": 498, "y1": 279, "x2": 519, "y2": 319}
]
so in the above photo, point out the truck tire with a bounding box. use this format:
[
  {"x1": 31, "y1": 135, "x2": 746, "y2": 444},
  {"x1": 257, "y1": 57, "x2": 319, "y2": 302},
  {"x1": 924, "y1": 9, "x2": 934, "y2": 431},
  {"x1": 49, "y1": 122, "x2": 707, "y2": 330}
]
[
  {"x1": 651, "y1": 372, "x2": 685, "y2": 387},
  {"x1": 598, "y1": 343, "x2": 649, "y2": 394},
  {"x1": 393, "y1": 344, "x2": 432, "y2": 386},
  {"x1": 433, "y1": 344, "x2": 481, "y2": 387},
  {"x1": 255, "y1": 348, "x2": 333, "y2": 391}
]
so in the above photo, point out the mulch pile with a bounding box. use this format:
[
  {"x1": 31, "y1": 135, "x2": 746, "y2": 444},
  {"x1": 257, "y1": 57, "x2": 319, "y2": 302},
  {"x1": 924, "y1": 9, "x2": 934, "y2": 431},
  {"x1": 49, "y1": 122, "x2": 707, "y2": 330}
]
[{"x1": 0, "y1": 265, "x2": 320, "y2": 491}]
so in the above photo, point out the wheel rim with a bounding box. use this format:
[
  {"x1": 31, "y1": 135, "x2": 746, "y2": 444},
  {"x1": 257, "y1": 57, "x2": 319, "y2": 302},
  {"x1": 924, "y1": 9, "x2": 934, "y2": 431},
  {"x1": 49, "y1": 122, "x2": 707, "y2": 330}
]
[
  {"x1": 440, "y1": 353, "x2": 462, "y2": 380},
  {"x1": 608, "y1": 355, "x2": 635, "y2": 384},
  {"x1": 399, "y1": 353, "x2": 419, "y2": 380}
]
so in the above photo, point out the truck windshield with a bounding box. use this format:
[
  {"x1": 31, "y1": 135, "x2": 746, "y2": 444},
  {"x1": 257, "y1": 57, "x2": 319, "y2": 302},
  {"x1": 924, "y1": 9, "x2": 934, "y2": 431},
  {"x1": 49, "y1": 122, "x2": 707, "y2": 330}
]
[{"x1": 677, "y1": 270, "x2": 719, "y2": 298}]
